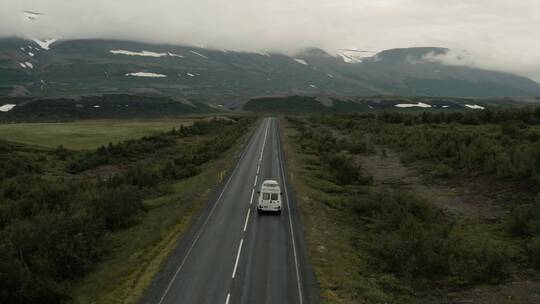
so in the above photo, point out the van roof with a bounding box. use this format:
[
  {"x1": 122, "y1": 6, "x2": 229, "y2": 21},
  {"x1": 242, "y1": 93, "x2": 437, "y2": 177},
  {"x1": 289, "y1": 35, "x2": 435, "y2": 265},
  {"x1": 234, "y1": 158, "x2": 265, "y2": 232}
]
[{"x1": 262, "y1": 180, "x2": 279, "y2": 187}]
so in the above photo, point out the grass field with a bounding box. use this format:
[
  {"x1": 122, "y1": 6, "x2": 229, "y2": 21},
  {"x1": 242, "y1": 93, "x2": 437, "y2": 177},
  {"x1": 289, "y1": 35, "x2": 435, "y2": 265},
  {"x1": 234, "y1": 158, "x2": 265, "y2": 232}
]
[{"x1": 0, "y1": 119, "x2": 195, "y2": 149}]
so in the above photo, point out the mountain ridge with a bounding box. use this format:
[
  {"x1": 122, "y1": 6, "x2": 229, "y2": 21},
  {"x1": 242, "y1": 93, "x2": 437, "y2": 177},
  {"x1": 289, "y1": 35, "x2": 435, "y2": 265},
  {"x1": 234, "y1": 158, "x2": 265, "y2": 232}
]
[{"x1": 1, "y1": 38, "x2": 539, "y2": 101}]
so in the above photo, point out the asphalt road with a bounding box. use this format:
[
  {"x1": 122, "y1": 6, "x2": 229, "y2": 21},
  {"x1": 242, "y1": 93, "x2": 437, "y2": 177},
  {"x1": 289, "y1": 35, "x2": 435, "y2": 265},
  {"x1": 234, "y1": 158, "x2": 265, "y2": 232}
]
[{"x1": 142, "y1": 118, "x2": 318, "y2": 304}]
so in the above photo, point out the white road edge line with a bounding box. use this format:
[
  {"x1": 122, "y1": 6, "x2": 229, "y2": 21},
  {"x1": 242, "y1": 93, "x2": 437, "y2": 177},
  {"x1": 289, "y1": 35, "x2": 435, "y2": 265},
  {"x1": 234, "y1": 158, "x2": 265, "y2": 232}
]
[
  {"x1": 258, "y1": 119, "x2": 270, "y2": 164},
  {"x1": 232, "y1": 238, "x2": 244, "y2": 279},
  {"x1": 253, "y1": 175, "x2": 258, "y2": 187},
  {"x1": 243, "y1": 208, "x2": 251, "y2": 232},
  {"x1": 276, "y1": 119, "x2": 304, "y2": 304},
  {"x1": 225, "y1": 293, "x2": 231, "y2": 304},
  {"x1": 156, "y1": 120, "x2": 265, "y2": 304},
  {"x1": 250, "y1": 189, "x2": 255, "y2": 205}
]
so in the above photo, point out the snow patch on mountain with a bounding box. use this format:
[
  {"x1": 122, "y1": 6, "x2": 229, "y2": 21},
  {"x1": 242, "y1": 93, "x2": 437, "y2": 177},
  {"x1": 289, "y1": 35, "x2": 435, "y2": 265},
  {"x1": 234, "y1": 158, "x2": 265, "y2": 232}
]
[
  {"x1": 339, "y1": 53, "x2": 357, "y2": 63},
  {"x1": 110, "y1": 50, "x2": 185, "y2": 58},
  {"x1": 294, "y1": 58, "x2": 308, "y2": 66},
  {"x1": 255, "y1": 52, "x2": 271, "y2": 57},
  {"x1": 337, "y1": 49, "x2": 375, "y2": 64},
  {"x1": 0, "y1": 104, "x2": 16, "y2": 112},
  {"x1": 18, "y1": 62, "x2": 34, "y2": 69},
  {"x1": 32, "y1": 39, "x2": 57, "y2": 50},
  {"x1": 126, "y1": 72, "x2": 167, "y2": 78},
  {"x1": 168, "y1": 52, "x2": 184, "y2": 58},
  {"x1": 190, "y1": 51, "x2": 208, "y2": 59},
  {"x1": 395, "y1": 102, "x2": 432, "y2": 108},
  {"x1": 111, "y1": 50, "x2": 167, "y2": 57},
  {"x1": 465, "y1": 104, "x2": 485, "y2": 110}
]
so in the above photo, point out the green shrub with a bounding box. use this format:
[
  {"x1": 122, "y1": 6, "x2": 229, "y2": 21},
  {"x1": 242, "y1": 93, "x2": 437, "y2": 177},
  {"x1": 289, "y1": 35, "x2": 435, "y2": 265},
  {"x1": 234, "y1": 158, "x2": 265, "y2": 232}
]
[
  {"x1": 450, "y1": 234, "x2": 513, "y2": 284},
  {"x1": 325, "y1": 152, "x2": 372, "y2": 185},
  {"x1": 92, "y1": 185, "x2": 144, "y2": 230},
  {"x1": 368, "y1": 216, "x2": 452, "y2": 279},
  {"x1": 509, "y1": 201, "x2": 540, "y2": 238},
  {"x1": 432, "y1": 163, "x2": 455, "y2": 178},
  {"x1": 54, "y1": 145, "x2": 69, "y2": 160},
  {"x1": 355, "y1": 191, "x2": 513, "y2": 285},
  {"x1": 525, "y1": 236, "x2": 540, "y2": 268}
]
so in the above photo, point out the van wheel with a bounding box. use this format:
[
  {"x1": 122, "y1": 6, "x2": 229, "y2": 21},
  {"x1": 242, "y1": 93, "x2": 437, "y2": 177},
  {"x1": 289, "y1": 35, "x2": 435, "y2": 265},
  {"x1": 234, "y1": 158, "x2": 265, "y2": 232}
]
[{"x1": 257, "y1": 209, "x2": 262, "y2": 215}]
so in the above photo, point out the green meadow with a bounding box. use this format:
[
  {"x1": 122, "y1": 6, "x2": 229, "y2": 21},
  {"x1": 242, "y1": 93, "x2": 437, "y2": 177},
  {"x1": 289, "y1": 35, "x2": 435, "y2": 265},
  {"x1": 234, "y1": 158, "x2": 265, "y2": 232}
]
[{"x1": 0, "y1": 118, "x2": 195, "y2": 149}]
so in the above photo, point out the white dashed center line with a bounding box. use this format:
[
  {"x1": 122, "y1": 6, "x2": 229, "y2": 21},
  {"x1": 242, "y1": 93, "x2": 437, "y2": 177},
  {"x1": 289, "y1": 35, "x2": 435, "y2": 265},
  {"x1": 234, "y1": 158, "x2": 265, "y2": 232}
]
[
  {"x1": 232, "y1": 238, "x2": 244, "y2": 279},
  {"x1": 226, "y1": 118, "x2": 272, "y2": 303}
]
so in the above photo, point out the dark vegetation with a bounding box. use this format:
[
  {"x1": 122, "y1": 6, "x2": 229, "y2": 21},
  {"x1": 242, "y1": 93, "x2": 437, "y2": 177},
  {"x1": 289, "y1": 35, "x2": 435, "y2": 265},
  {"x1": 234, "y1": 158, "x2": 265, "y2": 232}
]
[
  {"x1": 0, "y1": 94, "x2": 214, "y2": 123},
  {"x1": 286, "y1": 108, "x2": 540, "y2": 302},
  {"x1": 245, "y1": 96, "x2": 367, "y2": 114},
  {"x1": 0, "y1": 117, "x2": 254, "y2": 303},
  {"x1": 321, "y1": 108, "x2": 540, "y2": 181},
  {"x1": 244, "y1": 95, "x2": 524, "y2": 114}
]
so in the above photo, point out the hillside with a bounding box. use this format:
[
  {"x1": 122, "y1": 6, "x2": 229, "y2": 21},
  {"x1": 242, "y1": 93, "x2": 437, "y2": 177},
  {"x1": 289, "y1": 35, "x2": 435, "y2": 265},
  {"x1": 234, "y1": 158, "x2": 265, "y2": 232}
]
[
  {"x1": 1, "y1": 38, "x2": 539, "y2": 102},
  {"x1": 0, "y1": 94, "x2": 214, "y2": 122}
]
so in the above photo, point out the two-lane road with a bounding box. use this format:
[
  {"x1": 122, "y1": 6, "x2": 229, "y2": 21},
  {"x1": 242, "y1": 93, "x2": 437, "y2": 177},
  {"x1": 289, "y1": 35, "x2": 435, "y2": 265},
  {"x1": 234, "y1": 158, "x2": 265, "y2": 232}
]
[{"x1": 142, "y1": 118, "x2": 317, "y2": 304}]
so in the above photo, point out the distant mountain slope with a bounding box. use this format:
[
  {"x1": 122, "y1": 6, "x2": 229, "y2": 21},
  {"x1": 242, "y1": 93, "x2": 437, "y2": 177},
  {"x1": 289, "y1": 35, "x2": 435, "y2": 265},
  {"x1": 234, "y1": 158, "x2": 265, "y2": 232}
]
[
  {"x1": 0, "y1": 38, "x2": 539, "y2": 101},
  {"x1": 348, "y1": 48, "x2": 540, "y2": 97},
  {"x1": 0, "y1": 94, "x2": 214, "y2": 122}
]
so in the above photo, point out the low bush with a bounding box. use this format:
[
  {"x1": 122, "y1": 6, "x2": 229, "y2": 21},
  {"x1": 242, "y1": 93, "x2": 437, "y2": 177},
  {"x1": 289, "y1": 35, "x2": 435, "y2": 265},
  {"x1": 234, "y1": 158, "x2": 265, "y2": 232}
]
[
  {"x1": 355, "y1": 192, "x2": 513, "y2": 286},
  {"x1": 508, "y1": 200, "x2": 540, "y2": 268}
]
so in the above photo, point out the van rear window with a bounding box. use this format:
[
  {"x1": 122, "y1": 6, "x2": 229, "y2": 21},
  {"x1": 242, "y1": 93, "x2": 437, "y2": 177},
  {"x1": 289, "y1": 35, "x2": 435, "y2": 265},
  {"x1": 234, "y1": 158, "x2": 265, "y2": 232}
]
[
  {"x1": 271, "y1": 193, "x2": 278, "y2": 200},
  {"x1": 263, "y1": 193, "x2": 270, "y2": 200}
]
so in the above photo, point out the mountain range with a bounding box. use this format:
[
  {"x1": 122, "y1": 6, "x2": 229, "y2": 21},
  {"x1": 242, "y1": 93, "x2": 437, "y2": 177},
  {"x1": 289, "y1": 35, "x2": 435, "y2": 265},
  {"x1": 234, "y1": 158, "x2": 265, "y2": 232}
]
[{"x1": 1, "y1": 38, "x2": 539, "y2": 103}]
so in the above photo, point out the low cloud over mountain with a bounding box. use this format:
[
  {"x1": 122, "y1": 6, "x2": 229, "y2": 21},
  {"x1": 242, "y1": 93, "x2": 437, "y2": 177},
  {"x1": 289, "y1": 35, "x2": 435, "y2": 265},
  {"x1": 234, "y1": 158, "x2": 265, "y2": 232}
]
[{"x1": 1, "y1": 0, "x2": 539, "y2": 82}]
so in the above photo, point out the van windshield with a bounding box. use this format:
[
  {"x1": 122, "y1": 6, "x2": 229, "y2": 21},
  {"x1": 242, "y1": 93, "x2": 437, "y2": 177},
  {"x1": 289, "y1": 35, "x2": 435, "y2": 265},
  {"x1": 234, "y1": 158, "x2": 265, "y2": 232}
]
[
  {"x1": 271, "y1": 193, "x2": 278, "y2": 200},
  {"x1": 263, "y1": 193, "x2": 270, "y2": 200}
]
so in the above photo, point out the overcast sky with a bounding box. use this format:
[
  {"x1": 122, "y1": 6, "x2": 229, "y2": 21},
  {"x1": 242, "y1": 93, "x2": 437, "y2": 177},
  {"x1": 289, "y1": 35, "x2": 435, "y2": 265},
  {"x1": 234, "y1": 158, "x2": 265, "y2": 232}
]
[{"x1": 1, "y1": 0, "x2": 539, "y2": 81}]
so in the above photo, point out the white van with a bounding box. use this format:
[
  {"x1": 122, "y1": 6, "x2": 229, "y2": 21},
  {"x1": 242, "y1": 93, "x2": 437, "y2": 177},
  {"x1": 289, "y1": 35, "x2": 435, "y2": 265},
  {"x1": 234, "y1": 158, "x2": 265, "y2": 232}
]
[{"x1": 257, "y1": 180, "x2": 282, "y2": 214}]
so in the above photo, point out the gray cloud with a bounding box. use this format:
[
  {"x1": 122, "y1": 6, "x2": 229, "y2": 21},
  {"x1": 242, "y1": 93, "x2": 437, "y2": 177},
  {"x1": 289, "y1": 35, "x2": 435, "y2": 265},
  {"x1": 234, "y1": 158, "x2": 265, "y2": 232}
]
[{"x1": 1, "y1": 0, "x2": 539, "y2": 81}]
